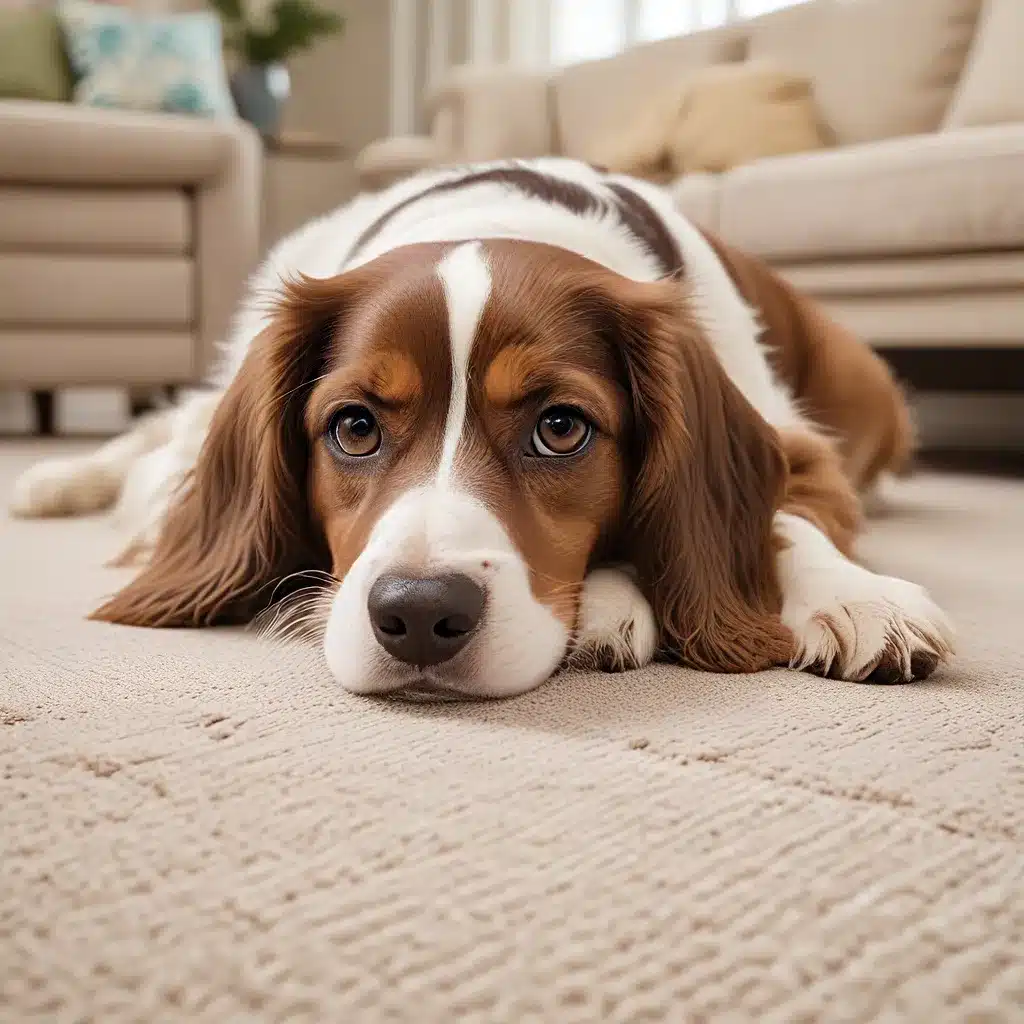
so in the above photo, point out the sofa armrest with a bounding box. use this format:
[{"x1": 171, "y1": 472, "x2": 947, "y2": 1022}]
[
  {"x1": 355, "y1": 135, "x2": 445, "y2": 191},
  {"x1": 355, "y1": 64, "x2": 556, "y2": 192},
  {"x1": 427, "y1": 64, "x2": 555, "y2": 162},
  {"x1": 0, "y1": 101, "x2": 262, "y2": 380},
  {"x1": 192, "y1": 122, "x2": 262, "y2": 379}
]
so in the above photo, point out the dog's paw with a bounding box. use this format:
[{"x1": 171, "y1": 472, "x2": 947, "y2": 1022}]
[
  {"x1": 9, "y1": 458, "x2": 119, "y2": 518},
  {"x1": 569, "y1": 568, "x2": 658, "y2": 672},
  {"x1": 783, "y1": 564, "x2": 954, "y2": 683}
]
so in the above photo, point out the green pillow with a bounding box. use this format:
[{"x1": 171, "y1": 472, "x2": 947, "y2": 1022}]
[{"x1": 0, "y1": 7, "x2": 73, "y2": 102}]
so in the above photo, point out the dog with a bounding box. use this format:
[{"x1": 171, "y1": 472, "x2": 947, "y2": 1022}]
[{"x1": 10, "y1": 158, "x2": 953, "y2": 699}]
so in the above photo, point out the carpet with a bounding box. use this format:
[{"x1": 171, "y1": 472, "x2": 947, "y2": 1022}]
[{"x1": 1, "y1": 441, "x2": 1021, "y2": 1021}]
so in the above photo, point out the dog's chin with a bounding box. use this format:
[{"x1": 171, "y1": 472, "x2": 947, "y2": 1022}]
[
  {"x1": 323, "y1": 611, "x2": 569, "y2": 701},
  {"x1": 342, "y1": 650, "x2": 567, "y2": 703},
  {"x1": 385, "y1": 672, "x2": 492, "y2": 703}
]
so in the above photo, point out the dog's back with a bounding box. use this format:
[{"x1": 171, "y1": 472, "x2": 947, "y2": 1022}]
[{"x1": 699, "y1": 230, "x2": 915, "y2": 490}]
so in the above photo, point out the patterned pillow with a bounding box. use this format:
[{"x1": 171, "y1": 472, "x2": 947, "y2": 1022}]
[{"x1": 57, "y1": 0, "x2": 236, "y2": 118}]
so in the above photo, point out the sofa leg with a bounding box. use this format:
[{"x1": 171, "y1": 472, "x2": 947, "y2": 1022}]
[
  {"x1": 129, "y1": 391, "x2": 152, "y2": 420},
  {"x1": 32, "y1": 390, "x2": 55, "y2": 436},
  {"x1": 129, "y1": 386, "x2": 180, "y2": 420}
]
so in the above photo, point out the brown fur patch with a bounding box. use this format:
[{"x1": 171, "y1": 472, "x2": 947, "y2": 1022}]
[
  {"x1": 699, "y1": 229, "x2": 915, "y2": 490},
  {"x1": 779, "y1": 428, "x2": 862, "y2": 558},
  {"x1": 92, "y1": 244, "x2": 451, "y2": 628}
]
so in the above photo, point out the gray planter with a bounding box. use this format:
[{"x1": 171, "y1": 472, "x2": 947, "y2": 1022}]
[{"x1": 230, "y1": 63, "x2": 291, "y2": 137}]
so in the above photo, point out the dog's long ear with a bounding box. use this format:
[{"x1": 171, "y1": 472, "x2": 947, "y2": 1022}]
[
  {"x1": 596, "y1": 274, "x2": 794, "y2": 672},
  {"x1": 91, "y1": 274, "x2": 355, "y2": 628}
]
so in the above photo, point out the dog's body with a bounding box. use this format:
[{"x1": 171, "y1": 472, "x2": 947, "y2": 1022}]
[{"x1": 11, "y1": 158, "x2": 952, "y2": 698}]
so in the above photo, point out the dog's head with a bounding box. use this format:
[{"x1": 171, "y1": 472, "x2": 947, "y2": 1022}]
[{"x1": 94, "y1": 240, "x2": 791, "y2": 698}]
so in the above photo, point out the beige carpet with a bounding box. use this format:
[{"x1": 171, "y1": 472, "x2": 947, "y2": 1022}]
[{"x1": 1, "y1": 440, "x2": 1021, "y2": 1022}]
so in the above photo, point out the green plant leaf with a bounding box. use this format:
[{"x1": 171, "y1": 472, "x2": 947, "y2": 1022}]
[{"x1": 229, "y1": 0, "x2": 344, "y2": 65}]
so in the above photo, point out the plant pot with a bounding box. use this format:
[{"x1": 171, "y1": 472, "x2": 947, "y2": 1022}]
[{"x1": 230, "y1": 62, "x2": 291, "y2": 137}]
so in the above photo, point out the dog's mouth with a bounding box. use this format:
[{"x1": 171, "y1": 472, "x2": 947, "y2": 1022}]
[{"x1": 377, "y1": 666, "x2": 491, "y2": 703}]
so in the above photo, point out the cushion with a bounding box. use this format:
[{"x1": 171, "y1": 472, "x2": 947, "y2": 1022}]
[
  {"x1": 944, "y1": 0, "x2": 1024, "y2": 128},
  {"x1": 716, "y1": 124, "x2": 1024, "y2": 260},
  {"x1": 553, "y1": 25, "x2": 745, "y2": 161},
  {"x1": 746, "y1": 0, "x2": 984, "y2": 144},
  {"x1": 0, "y1": 6, "x2": 72, "y2": 102},
  {"x1": 0, "y1": 187, "x2": 191, "y2": 255},
  {"x1": 669, "y1": 172, "x2": 722, "y2": 232},
  {"x1": 594, "y1": 62, "x2": 826, "y2": 182},
  {"x1": 58, "y1": 0, "x2": 236, "y2": 118}
]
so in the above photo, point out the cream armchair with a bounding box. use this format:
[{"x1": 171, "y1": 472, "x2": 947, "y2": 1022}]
[{"x1": 0, "y1": 101, "x2": 261, "y2": 431}]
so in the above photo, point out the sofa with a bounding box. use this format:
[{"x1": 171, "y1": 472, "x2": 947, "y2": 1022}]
[
  {"x1": 0, "y1": 101, "x2": 262, "y2": 429},
  {"x1": 356, "y1": 0, "x2": 1024, "y2": 356}
]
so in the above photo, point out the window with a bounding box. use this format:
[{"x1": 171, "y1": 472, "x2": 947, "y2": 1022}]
[
  {"x1": 550, "y1": 0, "x2": 626, "y2": 66},
  {"x1": 550, "y1": 0, "x2": 806, "y2": 65}
]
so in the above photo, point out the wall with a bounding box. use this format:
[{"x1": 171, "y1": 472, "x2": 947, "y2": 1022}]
[
  {"x1": 257, "y1": 0, "x2": 392, "y2": 247},
  {"x1": 282, "y1": 0, "x2": 391, "y2": 153}
]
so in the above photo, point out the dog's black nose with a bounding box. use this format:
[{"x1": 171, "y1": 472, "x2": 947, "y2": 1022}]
[{"x1": 368, "y1": 574, "x2": 485, "y2": 667}]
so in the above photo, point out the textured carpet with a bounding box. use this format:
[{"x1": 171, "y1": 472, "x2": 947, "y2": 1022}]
[{"x1": 1, "y1": 441, "x2": 1022, "y2": 1022}]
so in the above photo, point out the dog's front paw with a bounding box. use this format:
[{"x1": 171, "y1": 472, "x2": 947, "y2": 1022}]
[
  {"x1": 9, "y1": 457, "x2": 119, "y2": 518},
  {"x1": 569, "y1": 568, "x2": 658, "y2": 672},
  {"x1": 783, "y1": 565, "x2": 954, "y2": 683}
]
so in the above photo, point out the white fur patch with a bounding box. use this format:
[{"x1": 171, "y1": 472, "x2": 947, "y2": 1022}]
[
  {"x1": 435, "y1": 242, "x2": 491, "y2": 485},
  {"x1": 8, "y1": 406, "x2": 178, "y2": 519},
  {"x1": 323, "y1": 487, "x2": 568, "y2": 699},
  {"x1": 775, "y1": 512, "x2": 955, "y2": 682},
  {"x1": 570, "y1": 567, "x2": 658, "y2": 672}
]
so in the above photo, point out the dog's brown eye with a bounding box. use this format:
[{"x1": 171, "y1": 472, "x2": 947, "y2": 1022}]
[
  {"x1": 330, "y1": 405, "x2": 381, "y2": 457},
  {"x1": 532, "y1": 406, "x2": 592, "y2": 457}
]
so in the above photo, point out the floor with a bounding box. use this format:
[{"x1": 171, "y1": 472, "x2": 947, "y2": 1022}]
[{"x1": 1, "y1": 441, "x2": 1021, "y2": 1022}]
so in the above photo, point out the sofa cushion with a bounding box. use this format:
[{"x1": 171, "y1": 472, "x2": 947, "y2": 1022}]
[
  {"x1": 0, "y1": 6, "x2": 72, "y2": 102},
  {"x1": 717, "y1": 125, "x2": 1024, "y2": 260},
  {"x1": 944, "y1": 0, "x2": 1024, "y2": 129},
  {"x1": 0, "y1": 187, "x2": 190, "y2": 254},
  {"x1": 670, "y1": 172, "x2": 722, "y2": 232},
  {"x1": 553, "y1": 26, "x2": 745, "y2": 161},
  {"x1": 0, "y1": 254, "x2": 193, "y2": 326},
  {"x1": 58, "y1": 0, "x2": 236, "y2": 119},
  {"x1": 0, "y1": 329, "x2": 195, "y2": 386},
  {"x1": 593, "y1": 62, "x2": 827, "y2": 181},
  {"x1": 746, "y1": 0, "x2": 983, "y2": 144}
]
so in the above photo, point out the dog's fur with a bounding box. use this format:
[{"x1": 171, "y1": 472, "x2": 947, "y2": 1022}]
[{"x1": 10, "y1": 158, "x2": 953, "y2": 699}]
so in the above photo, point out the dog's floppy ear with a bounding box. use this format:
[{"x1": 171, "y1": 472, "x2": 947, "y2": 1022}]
[
  {"x1": 596, "y1": 274, "x2": 794, "y2": 672},
  {"x1": 91, "y1": 274, "x2": 356, "y2": 628}
]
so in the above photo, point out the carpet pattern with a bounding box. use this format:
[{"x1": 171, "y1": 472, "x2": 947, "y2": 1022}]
[{"x1": 1, "y1": 442, "x2": 1022, "y2": 1021}]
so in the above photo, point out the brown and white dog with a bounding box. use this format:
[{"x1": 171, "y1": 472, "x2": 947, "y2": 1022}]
[{"x1": 10, "y1": 159, "x2": 953, "y2": 699}]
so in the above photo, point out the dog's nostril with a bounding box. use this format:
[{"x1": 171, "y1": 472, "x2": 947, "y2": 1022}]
[
  {"x1": 434, "y1": 614, "x2": 473, "y2": 639},
  {"x1": 367, "y1": 573, "x2": 485, "y2": 668},
  {"x1": 377, "y1": 614, "x2": 406, "y2": 636}
]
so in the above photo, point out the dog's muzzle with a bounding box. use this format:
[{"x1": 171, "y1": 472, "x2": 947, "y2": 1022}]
[{"x1": 367, "y1": 572, "x2": 485, "y2": 668}]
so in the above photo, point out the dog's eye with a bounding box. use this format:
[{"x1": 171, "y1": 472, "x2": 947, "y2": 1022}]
[
  {"x1": 329, "y1": 405, "x2": 381, "y2": 457},
  {"x1": 531, "y1": 406, "x2": 592, "y2": 457}
]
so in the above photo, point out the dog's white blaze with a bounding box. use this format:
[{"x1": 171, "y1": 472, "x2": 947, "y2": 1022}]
[{"x1": 435, "y1": 242, "x2": 491, "y2": 486}]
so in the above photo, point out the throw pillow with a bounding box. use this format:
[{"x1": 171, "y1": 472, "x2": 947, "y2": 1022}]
[
  {"x1": 944, "y1": 0, "x2": 1024, "y2": 128},
  {"x1": 592, "y1": 62, "x2": 828, "y2": 183},
  {"x1": 0, "y1": 6, "x2": 73, "y2": 102},
  {"x1": 57, "y1": 0, "x2": 236, "y2": 118}
]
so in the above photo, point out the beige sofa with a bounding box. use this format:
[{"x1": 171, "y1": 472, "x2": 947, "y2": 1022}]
[
  {"x1": 357, "y1": 0, "x2": 1024, "y2": 354},
  {"x1": 0, "y1": 101, "x2": 262, "y2": 428}
]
